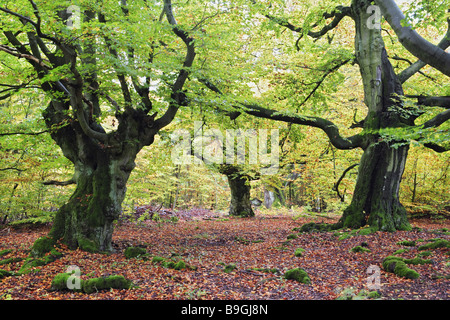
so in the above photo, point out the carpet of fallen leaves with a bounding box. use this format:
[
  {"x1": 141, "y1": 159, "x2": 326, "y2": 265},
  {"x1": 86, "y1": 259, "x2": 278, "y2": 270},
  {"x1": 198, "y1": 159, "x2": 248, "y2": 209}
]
[{"x1": 0, "y1": 208, "x2": 449, "y2": 300}]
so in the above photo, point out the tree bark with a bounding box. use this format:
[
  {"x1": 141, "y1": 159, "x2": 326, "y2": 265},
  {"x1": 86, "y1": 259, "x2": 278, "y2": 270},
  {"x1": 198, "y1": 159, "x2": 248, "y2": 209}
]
[
  {"x1": 375, "y1": 0, "x2": 450, "y2": 77},
  {"x1": 50, "y1": 151, "x2": 135, "y2": 252},
  {"x1": 42, "y1": 102, "x2": 141, "y2": 252},
  {"x1": 219, "y1": 165, "x2": 255, "y2": 217},
  {"x1": 337, "y1": 1, "x2": 411, "y2": 231}
]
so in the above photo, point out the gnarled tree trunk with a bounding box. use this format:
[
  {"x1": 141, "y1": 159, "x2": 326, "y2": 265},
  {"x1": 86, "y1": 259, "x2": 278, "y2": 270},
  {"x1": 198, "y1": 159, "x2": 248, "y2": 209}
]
[
  {"x1": 219, "y1": 165, "x2": 255, "y2": 217},
  {"x1": 337, "y1": 1, "x2": 411, "y2": 231},
  {"x1": 42, "y1": 102, "x2": 147, "y2": 252}
]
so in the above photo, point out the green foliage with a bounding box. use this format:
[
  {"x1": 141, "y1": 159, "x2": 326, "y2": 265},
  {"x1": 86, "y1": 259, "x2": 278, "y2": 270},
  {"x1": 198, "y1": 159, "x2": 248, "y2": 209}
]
[{"x1": 0, "y1": 0, "x2": 448, "y2": 235}]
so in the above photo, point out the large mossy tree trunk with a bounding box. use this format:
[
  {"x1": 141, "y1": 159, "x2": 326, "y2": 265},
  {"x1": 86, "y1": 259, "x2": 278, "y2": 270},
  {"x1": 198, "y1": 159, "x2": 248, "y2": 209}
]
[
  {"x1": 49, "y1": 149, "x2": 136, "y2": 252},
  {"x1": 39, "y1": 102, "x2": 153, "y2": 254},
  {"x1": 219, "y1": 165, "x2": 255, "y2": 217},
  {"x1": 337, "y1": 0, "x2": 412, "y2": 231},
  {"x1": 339, "y1": 141, "x2": 410, "y2": 231}
]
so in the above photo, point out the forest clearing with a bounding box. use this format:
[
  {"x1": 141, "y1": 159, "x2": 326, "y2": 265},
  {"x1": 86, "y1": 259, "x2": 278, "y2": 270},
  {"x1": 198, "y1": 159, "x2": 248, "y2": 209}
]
[{"x1": 1, "y1": 207, "x2": 448, "y2": 301}]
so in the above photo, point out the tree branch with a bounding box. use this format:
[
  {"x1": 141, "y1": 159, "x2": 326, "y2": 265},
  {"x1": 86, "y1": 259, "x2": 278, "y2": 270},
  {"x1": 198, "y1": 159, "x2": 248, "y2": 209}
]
[
  {"x1": 422, "y1": 142, "x2": 449, "y2": 153},
  {"x1": 261, "y1": 4, "x2": 351, "y2": 48},
  {"x1": 236, "y1": 103, "x2": 363, "y2": 150},
  {"x1": 42, "y1": 179, "x2": 76, "y2": 186},
  {"x1": 0, "y1": 130, "x2": 48, "y2": 136},
  {"x1": 397, "y1": 16, "x2": 450, "y2": 83},
  {"x1": 154, "y1": 0, "x2": 196, "y2": 130},
  {"x1": 0, "y1": 167, "x2": 26, "y2": 172},
  {"x1": 333, "y1": 163, "x2": 359, "y2": 202},
  {"x1": 406, "y1": 95, "x2": 450, "y2": 109},
  {"x1": 375, "y1": 0, "x2": 450, "y2": 77},
  {"x1": 421, "y1": 109, "x2": 450, "y2": 129}
]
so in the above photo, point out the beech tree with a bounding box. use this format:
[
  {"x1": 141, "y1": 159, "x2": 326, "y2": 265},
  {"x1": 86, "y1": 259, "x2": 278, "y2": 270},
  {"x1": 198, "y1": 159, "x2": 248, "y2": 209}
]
[
  {"x1": 201, "y1": 0, "x2": 449, "y2": 231},
  {"x1": 0, "y1": 0, "x2": 200, "y2": 253}
]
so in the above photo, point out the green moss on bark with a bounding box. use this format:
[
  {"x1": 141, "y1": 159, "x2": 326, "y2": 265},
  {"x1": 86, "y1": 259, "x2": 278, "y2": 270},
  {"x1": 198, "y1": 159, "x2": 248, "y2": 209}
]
[
  {"x1": 31, "y1": 236, "x2": 56, "y2": 257},
  {"x1": 418, "y1": 239, "x2": 450, "y2": 251},
  {"x1": 50, "y1": 273, "x2": 132, "y2": 294},
  {"x1": 382, "y1": 256, "x2": 420, "y2": 279}
]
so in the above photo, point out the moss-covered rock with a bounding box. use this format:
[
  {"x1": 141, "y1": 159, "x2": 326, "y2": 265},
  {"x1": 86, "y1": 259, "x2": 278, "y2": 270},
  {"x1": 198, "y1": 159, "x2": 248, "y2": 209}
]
[
  {"x1": 223, "y1": 263, "x2": 237, "y2": 273},
  {"x1": 336, "y1": 288, "x2": 381, "y2": 300},
  {"x1": 284, "y1": 268, "x2": 311, "y2": 284},
  {"x1": 124, "y1": 246, "x2": 147, "y2": 259},
  {"x1": 50, "y1": 272, "x2": 82, "y2": 292},
  {"x1": 152, "y1": 255, "x2": 194, "y2": 270},
  {"x1": 299, "y1": 222, "x2": 334, "y2": 233},
  {"x1": 350, "y1": 245, "x2": 371, "y2": 253},
  {"x1": 382, "y1": 256, "x2": 420, "y2": 279},
  {"x1": 30, "y1": 236, "x2": 56, "y2": 257},
  {"x1": 294, "y1": 248, "x2": 305, "y2": 257},
  {"x1": 82, "y1": 275, "x2": 132, "y2": 294}
]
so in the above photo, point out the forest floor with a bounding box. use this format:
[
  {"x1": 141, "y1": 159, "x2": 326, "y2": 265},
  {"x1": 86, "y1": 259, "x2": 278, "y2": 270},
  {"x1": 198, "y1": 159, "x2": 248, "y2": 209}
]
[{"x1": 0, "y1": 207, "x2": 449, "y2": 300}]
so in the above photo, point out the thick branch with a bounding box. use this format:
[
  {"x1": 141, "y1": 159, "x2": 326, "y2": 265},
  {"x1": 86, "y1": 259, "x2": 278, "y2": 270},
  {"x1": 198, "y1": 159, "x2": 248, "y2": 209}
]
[
  {"x1": 422, "y1": 109, "x2": 450, "y2": 129},
  {"x1": 154, "y1": 0, "x2": 196, "y2": 130},
  {"x1": 398, "y1": 17, "x2": 450, "y2": 83},
  {"x1": 238, "y1": 103, "x2": 363, "y2": 150},
  {"x1": 422, "y1": 142, "x2": 449, "y2": 153},
  {"x1": 375, "y1": 0, "x2": 450, "y2": 77},
  {"x1": 406, "y1": 95, "x2": 450, "y2": 109}
]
